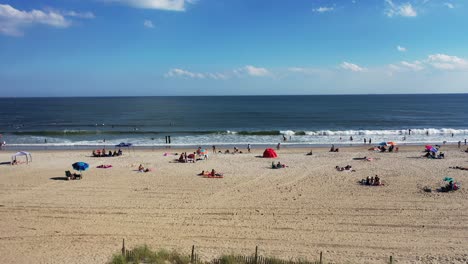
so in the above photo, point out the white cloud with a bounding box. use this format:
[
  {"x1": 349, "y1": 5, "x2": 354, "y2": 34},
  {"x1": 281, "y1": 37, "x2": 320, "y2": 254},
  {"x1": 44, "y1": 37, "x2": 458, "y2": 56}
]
[
  {"x1": 400, "y1": 60, "x2": 424, "y2": 71},
  {"x1": 389, "y1": 54, "x2": 468, "y2": 73},
  {"x1": 65, "y1": 11, "x2": 95, "y2": 19},
  {"x1": 444, "y1": 2, "x2": 454, "y2": 9},
  {"x1": 397, "y1": 45, "x2": 407, "y2": 52},
  {"x1": 244, "y1": 65, "x2": 270, "y2": 76},
  {"x1": 165, "y1": 66, "x2": 270, "y2": 79},
  {"x1": 143, "y1": 19, "x2": 154, "y2": 28},
  {"x1": 313, "y1": 6, "x2": 334, "y2": 13},
  {"x1": 385, "y1": 0, "x2": 417, "y2": 17},
  {"x1": 0, "y1": 4, "x2": 94, "y2": 36},
  {"x1": 340, "y1": 62, "x2": 366, "y2": 72},
  {"x1": 106, "y1": 0, "x2": 194, "y2": 11},
  {"x1": 427, "y1": 54, "x2": 468, "y2": 70},
  {"x1": 288, "y1": 67, "x2": 328, "y2": 75},
  {"x1": 165, "y1": 68, "x2": 205, "y2": 79}
]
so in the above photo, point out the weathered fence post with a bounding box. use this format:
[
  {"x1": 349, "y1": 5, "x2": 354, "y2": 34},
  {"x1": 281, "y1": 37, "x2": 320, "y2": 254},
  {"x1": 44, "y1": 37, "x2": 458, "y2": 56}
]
[
  {"x1": 389, "y1": 255, "x2": 393, "y2": 264},
  {"x1": 254, "y1": 246, "x2": 258, "y2": 264},
  {"x1": 319, "y1": 251, "x2": 323, "y2": 264},
  {"x1": 121, "y1": 239, "x2": 125, "y2": 257},
  {"x1": 191, "y1": 245, "x2": 195, "y2": 263}
]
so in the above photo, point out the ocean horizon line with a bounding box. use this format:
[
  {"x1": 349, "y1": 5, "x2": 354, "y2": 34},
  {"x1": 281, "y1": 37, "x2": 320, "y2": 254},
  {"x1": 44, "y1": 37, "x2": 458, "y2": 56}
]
[{"x1": 1, "y1": 93, "x2": 468, "y2": 99}]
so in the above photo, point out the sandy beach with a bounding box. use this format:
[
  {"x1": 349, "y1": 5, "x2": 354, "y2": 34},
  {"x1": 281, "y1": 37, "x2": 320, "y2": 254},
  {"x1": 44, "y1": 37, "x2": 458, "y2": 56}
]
[{"x1": 1, "y1": 145, "x2": 467, "y2": 264}]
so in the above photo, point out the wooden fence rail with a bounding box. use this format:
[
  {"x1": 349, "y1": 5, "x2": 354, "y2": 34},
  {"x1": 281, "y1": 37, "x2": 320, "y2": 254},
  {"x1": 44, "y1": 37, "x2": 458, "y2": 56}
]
[{"x1": 120, "y1": 239, "x2": 394, "y2": 264}]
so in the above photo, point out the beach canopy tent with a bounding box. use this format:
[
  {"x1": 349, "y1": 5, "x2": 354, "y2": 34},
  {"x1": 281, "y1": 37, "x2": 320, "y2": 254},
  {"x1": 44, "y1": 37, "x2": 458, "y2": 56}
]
[
  {"x1": 425, "y1": 145, "x2": 438, "y2": 153},
  {"x1": 11, "y1": 151, "x2": 32, "y2": 164},
  {"x1": 263, "y1": 148, "x2": 278, "y2": 158}
]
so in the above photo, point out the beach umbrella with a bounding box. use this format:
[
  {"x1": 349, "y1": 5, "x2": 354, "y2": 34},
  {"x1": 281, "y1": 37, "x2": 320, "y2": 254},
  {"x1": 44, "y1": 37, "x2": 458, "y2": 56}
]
[
  {"x1": 443, "y1": 177, "x2": 454, "y2": 182},
  {"x1": 72, "y1": 162, "x2": 89, "y2": 172},
  {"x1": 430, "y1": 147, "x2": 438, "y2": 153},
  {"x1": 200, "y1": 149, "x2": 208, "y2": 155},
  {"x1": 387, "y1": 142, "x2": 397, "y2": 146},
  {"x1": 378, "y1": 142, "x2": 387, "y2": 146},
  {"x1": 425, "y1": 145, "x2": 433, "y2": 151}
]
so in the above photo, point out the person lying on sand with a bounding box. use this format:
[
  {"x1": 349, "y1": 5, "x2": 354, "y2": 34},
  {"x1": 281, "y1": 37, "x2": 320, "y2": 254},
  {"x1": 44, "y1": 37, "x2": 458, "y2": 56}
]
[
  {"x1": 336, "y1": 165, "x2": 355, "y2": 172},
  {"x1": 306, "y1": 150, "x2": 313, "y2": 156},
  {"x1": 354, "y1": 156, "x2": 375, "y2": 161},
  {"x1": 450, "y1": 166, "x2": 468, "y2": 171}
]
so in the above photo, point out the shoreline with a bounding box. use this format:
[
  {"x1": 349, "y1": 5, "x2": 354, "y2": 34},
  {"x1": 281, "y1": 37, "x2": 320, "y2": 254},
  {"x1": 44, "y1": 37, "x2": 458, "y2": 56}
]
[{"x1": 1, "y1": 141, "x2": 466, "y2": 151}]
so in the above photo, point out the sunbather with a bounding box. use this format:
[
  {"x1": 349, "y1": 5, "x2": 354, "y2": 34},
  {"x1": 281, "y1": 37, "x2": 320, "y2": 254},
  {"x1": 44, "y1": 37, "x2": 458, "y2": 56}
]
[
  {"x1": 450, "y1": 166, "x2": 468, "y2": 170},
  {"x1": 210, "y1": 169, "x2": 223, "y2": 177}
]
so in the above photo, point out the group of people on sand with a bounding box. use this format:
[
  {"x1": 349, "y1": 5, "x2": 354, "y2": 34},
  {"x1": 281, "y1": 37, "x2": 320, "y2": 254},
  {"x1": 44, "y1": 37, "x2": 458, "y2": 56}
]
[
  {"x1": 92, "y1": 149, "x2": 122, "y2": 157},
  {"x1": 178, "y1": 152, "x2": 196, "y2": 163},
  {"x1": 440, "y1": 180, "x2": 459, "y2": 192},
  {"x1": 219, "y1": 147, "x2": 243, "y2": 154},
  {"x1": 360, "y1": 175, "x2": 382, "y2": 186},
  {"x1": 137, "y1": 164, "x2": 151, "y2": 173},
  {"x1": 370, "y1": 145, "x2": 398, "y2": 152},
  {"x1": 336, "y1": 165, "x2": 355, "y2": 172},
  {"x1": 272, "y1": 161, "x2": 287, "y2": 169},
  {"x1": 198, "y1": 169, "x2": 223, "y2": 177},
  {"x1": 423, "y1": 151, "x2": 445, "y2": 159}
]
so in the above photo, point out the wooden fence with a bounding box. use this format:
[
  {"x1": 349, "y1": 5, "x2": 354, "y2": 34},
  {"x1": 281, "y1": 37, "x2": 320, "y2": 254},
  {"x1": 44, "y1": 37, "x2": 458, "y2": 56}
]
[{"x1": 120, "y1": 239, "x2": 395, "y2": 264}]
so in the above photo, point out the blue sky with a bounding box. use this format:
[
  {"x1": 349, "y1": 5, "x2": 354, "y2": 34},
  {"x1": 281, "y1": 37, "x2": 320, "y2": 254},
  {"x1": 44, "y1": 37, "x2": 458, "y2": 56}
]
[{"x1": 1, "y1": 0, "x2": 467, "y2": 96}]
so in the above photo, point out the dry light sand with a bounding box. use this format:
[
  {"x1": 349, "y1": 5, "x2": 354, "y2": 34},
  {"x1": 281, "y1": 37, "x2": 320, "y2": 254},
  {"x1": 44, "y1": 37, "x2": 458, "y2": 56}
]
[{"x1": 1, "y1": 145, "x2": 468, "y2": 264}]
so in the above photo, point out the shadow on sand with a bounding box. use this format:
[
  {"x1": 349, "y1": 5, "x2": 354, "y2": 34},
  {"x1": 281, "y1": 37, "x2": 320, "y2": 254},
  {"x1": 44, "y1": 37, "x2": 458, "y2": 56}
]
[{"x1": 49, "y1": 177, "x2": 69, "y2": 181}]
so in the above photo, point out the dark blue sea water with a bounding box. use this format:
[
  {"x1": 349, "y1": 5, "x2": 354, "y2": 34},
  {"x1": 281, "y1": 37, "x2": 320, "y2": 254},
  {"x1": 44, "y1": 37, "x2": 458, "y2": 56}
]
[{"x1": 0, "y1": 94, "x2": 467, "y2": 148}]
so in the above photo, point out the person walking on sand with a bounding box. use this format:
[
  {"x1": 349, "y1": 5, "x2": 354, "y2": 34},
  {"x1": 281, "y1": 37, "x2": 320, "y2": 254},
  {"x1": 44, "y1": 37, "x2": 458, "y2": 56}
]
[
  {"x1": 212, "y1": 145, "x2": 216, "y2": 153},
  {"x1": 369, "y1": 138, "x2": 372, "y2": 145},
  {"x1": 247, "y1": 144, "x2": 251, "y2": 153},
  {"x1": 364, "y1": 138, "x2": 366, "y2": 144},
  {"x1": 277, "y1": 142, "x2": 281, "y2": 150},
  {"x1": 458, "y1": 141, "x2": 461, "y2": 148}
]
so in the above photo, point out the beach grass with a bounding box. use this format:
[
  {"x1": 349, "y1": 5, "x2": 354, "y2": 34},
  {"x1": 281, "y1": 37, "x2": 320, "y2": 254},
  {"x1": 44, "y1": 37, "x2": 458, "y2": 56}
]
[{"x1": 110, "y1": 245, "x2": 324, "y2": 264}]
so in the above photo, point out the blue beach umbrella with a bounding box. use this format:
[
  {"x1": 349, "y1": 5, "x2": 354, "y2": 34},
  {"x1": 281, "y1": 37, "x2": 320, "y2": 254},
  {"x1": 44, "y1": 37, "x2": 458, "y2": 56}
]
[
  {"x1": 430, "y1": 147, "x2": 438, "y2": 153},
  {"x1": 378, "y1": 142, "x2": 387, "y2": 146},
  {"x1": 72, "y1": 162, "x2": 89, "y2": 172}
]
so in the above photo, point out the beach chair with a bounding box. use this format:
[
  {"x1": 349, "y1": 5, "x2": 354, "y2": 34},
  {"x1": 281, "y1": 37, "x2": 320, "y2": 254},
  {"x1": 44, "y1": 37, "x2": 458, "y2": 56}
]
[{"x1": 65, "y1": 170, "x2": 82, "y2": 180}]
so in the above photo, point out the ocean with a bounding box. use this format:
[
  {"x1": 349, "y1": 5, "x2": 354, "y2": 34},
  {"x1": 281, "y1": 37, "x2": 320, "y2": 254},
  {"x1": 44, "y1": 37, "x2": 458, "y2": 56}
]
[{"x1": 1, "y1": 94, "x2": 467, "y2": 149}]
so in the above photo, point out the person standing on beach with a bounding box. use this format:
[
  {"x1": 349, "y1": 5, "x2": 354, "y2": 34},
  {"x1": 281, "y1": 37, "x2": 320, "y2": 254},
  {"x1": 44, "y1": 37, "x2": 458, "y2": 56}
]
[
  {"x1": 212, "y1": 145, "x2": 216, "y2": 153},
  {"x1": 277, "y1": 143, "x2": 281, "y2": 150},
  {"x1": 465, "y1": 139, "x2": 467, "y2": 145},
  {"x1": 369, "y1": 138, "x2": 372, "y2": 145},
  {"x1": 247, "y1": 144, "x2": 251, "y2": 153},
  {"x1": 458, "y1": 141, "x2": 461, "y2": 148},
  {"x1": 364, "y1": 138, "x2": 366, "y2": 144}
]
